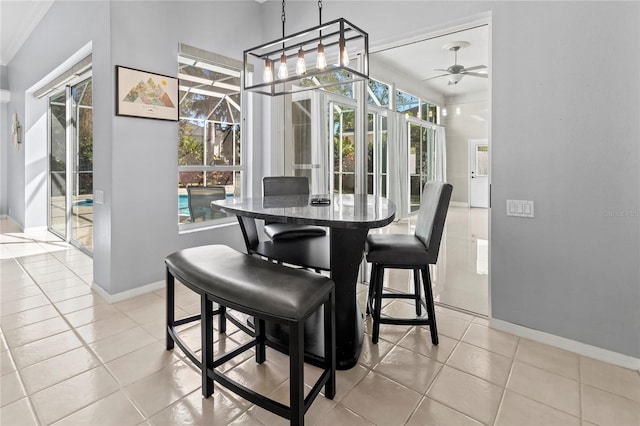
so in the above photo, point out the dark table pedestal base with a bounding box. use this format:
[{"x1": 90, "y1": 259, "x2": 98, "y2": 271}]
[{"x1": 262, "y1": 228, "x2": 369, "y2": 370}]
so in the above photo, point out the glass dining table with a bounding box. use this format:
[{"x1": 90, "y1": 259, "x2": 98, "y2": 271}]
[{"x1": 214, "y1": 194, "x2": 396, "y2": 369}]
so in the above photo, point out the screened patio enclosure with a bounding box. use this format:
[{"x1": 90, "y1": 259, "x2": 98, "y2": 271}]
[
  {"x1": 282, "y1": 77, "x2": 446, "y2": 221},
  {"x1": 177, "y1": 47, "x2": 244, "y2": 224}
]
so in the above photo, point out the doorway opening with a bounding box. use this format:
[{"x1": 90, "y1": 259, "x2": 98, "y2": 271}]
[{"x1": 369, "y1": 21, "x2": 491, "y2": 316}]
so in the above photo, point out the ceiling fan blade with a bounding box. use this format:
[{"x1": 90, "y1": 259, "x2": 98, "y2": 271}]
[
  {"x1": 463, "y1": 65, "x2": 487, "y2": 71},
  {"x1": 463, "y1": 72, "x2": 488, "y2": 78},
  {"x1": 421, "y1": 74, "x2": 449, "y2": 81}
]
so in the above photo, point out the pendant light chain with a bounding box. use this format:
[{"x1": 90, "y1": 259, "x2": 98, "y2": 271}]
[
  {"x1": 281, "y1": 0, "x2": 286, "y2": 39},
  {"x1": 318, "y1": 0, "x2": 323, "y2": 26}
]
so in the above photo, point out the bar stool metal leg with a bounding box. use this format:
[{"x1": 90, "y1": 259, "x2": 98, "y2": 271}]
[
  {"x1": 413, "y1": 269, "x2": 422, "y2": 316},
  {"x1": 366, "y1": 264, "x2": 378, "y2": 315},
  {"x1": 421, "y1": 266, "x2": 438, "y2": 345},
  {"x1": 371, "y1": 264, "x2": 384, "y2": 344}
]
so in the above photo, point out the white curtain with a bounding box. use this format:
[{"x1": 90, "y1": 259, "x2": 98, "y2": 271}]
[
  {"x1": 310, "y1": 91, "x2": 329, "y2": 195},
  {"x1": 434, "y1": 125, "x2": 447, "y2": 182},
  {"x1": 388, "y1": 111, "x2": 409, "y2": 220}
]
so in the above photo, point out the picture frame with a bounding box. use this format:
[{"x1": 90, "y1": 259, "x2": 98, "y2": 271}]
[{"x1": 115, "y1": 66, "x2": 178, "y2": 121}]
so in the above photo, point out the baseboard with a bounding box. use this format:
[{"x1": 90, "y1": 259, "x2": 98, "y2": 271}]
[
  {"x1": 24, "y1": 225, "x2": 48, "y2": 233},
  {"x1": 490, "y1": 318, "x2": 640, "y2": 371},
  {"x1": 450, "y1": 201, "x2": 469, "y2": 208},
  {"x1": 92, "y1": 279, "x2": 165, "y2": 304}
]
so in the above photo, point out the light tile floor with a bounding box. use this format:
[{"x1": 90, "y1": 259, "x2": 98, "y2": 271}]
[
  {"x1": 372, "y1": 207, "x2": 489, "y2": 316},
  {"x1": 2, "y1": 218, "x2": 639, "y2": 425}
]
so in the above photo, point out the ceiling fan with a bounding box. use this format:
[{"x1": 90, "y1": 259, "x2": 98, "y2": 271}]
[{"x1": 424, "y1": 41, "x2": 488, "y2": 85}]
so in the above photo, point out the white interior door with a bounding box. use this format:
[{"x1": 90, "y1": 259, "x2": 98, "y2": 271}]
[{"x1": 469, "y1": 139, "x2": 489, "y2": 208}]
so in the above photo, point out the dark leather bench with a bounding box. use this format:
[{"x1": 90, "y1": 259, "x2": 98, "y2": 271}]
[{"x1": 165, "y1": 244, "x2": 335, "y2": 426}]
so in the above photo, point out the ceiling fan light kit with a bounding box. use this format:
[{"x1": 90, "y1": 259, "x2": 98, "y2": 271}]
[{"x1": 423, "y1": 40, "x2": 488, "y2": 85}]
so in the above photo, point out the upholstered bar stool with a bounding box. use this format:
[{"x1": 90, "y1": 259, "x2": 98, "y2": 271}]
[{"x1": 366, "y1": 181, "x2": 453, "y2": 345}]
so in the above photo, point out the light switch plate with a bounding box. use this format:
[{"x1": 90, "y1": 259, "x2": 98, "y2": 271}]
[
  {"x1": 94, "y1": 190, "x2": 104, "y2": 204},
  {"x1": 506, "y1": 200, "x2": 534, "y2": 218}
]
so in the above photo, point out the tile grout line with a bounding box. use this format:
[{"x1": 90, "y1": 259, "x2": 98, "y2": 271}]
[{"x1": 491, "y1": 335, "x2": 520, "y2": 426}]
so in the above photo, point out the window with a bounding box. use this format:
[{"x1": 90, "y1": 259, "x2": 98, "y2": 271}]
[
  {"x1": 177, "y1": 49, "x2": 243, "y2": 225},
  {"x1": 396, "y1": 90, "x2": 419, "y2": 117},
  {"x1": 420, "y1": 100, "x2": 438, "y2": 123},
  {"x1": 367, "y1": 79, "x2": 390, "y2": 107}
]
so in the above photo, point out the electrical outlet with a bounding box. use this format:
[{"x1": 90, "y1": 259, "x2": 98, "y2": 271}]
[{"x1": 506, "y1": 200, "x2": 534, "y2": 218}]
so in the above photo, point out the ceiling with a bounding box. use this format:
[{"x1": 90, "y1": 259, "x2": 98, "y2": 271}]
[
  {"x1": 1, "y1": 1, "x2": 487, "y2": 101},
  {"x1": 370, "y1": 25, "x2": 489, "y2": 100},
  {"x1": 0, "y1": 0, "x2": 54, "y2": 66}
]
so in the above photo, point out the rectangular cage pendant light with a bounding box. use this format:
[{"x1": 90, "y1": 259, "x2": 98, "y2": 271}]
[{"x1": 243, "y1": 18, "x2": 369, "y2": 96}]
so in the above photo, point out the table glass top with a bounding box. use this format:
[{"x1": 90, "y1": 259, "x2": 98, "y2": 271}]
[{"x1": 214, "y1": 194, "x2": 396, "y2": 230}]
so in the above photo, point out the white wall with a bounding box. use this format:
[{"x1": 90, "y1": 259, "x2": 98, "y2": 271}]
[
  {"x1": 4, "y1": 1, "x2": 639, "y2": 360},
  {"x1": 5, "y1": 1, "x2": 263, "y2": 295},
  {"x1": 443, "y1": 95, "x2": 489, "y2": 204},
  {"x1": 0, "y1": 66, "x2": 7, "y2": 215},
  {"x1": 274, "y1": 1, "x2": 640, "y2": 359}
]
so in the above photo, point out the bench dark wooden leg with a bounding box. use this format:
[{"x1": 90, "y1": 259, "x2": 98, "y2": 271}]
[
  {"x1": 256, "y1": 318, "x2": 266, "y2": 364},
  {"x1": 166, "y1": 268, "x2": 175, "y2": 350},
  {"x1": 324, "y1": 290, "x2": 336, "y2": 399},
  {"x1": 202, "y1": 294, "x2": 214, "y2": 397},
  {"x1": 289, "y1": 321, "x2": 304, "y2": 426}
]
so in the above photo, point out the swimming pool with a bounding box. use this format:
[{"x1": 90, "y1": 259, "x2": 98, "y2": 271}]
[
  {"x1": 178, "y1": 194, "x2": 189, "y2": 215},
  {"x1": 74, "y1": 199, "x2": 93, "y2": 207}
]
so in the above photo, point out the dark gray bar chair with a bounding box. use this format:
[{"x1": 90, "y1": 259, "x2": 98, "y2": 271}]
[
  {"x1": 263, "y1": 176, "x2": 326, "y2": 241},
  {"x1": 236, "y1": 215, "x2": 330, "y2": 271},
  {"x1": 365, "y1": 181, "x2": 453, "y2": 345}
]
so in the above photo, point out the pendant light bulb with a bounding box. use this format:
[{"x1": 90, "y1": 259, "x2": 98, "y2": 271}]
[
  {"x1": 316, "y1": 43, "x2": 327, "y2": 70},
  {"x1": 263, "y1": 58, "x2": 273, "y2": 83},
  {"x1": 278, "y1": 53, "x2": 288, "y2": 79},
  {"x1": 296, "y1": 47, "x2": 306, "y2": 75},
  {"x1": 339, "y1": 37, "x2": 349, "y2": 67}
]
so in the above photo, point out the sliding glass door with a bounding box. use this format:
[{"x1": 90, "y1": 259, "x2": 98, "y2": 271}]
[
  {"x1": 409, "y1": 122, "x2": 435, "y2": 212},
  {"x1": 48, "y1": 75, "x2": 94, "y2": 252},
  {"x1": 49, "y1": 92, "x2": 67, "y2": 237}
]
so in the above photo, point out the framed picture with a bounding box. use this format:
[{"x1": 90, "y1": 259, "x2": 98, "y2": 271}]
[{"x1": 116, "y1": 66, "x2": 178, "y2": 121}]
